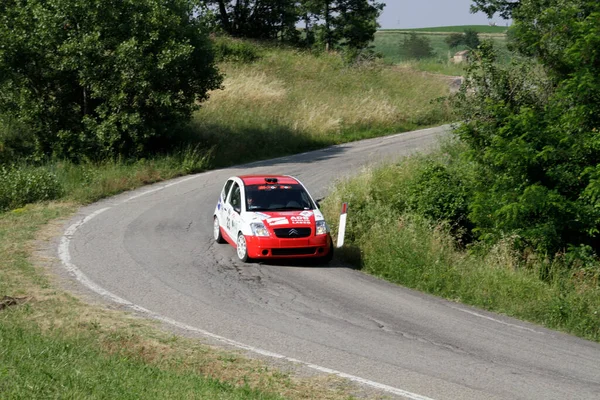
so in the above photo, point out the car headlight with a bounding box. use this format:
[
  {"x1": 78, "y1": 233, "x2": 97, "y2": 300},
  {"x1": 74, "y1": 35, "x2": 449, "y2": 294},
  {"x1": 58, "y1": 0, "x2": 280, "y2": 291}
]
[
  {"x1": 250, "y1": 222, "x2": 270, "y2": 237},
  {"x1": 316, "y1": 220, "x2": 329, "y2": 235}
]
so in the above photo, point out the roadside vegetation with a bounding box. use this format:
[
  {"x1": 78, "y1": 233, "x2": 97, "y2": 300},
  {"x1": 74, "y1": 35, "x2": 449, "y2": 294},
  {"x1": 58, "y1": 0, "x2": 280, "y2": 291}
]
[
  {"x1": 324, "y1": 0, "x2": 600, "y2": 342},
  {"x1": 322, "y1": 141, "x2": 600, "y2": 342}
]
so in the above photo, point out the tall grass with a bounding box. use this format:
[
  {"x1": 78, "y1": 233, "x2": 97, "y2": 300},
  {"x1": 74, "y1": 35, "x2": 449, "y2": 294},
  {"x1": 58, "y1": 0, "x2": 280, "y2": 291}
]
[
  {"x1": 193, "y1": 41, "x2": 453, "y2": 166},
  {"x1": 54, "y1": 146, "x2": 214, "y2": 204},
  {"x1": 321, "y1": 143, "x2": 600, "y2": 342}
]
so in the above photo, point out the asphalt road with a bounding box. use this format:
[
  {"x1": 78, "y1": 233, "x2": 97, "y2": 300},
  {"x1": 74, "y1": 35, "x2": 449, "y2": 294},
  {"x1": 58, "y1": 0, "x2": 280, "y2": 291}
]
[{"x1": 62, "y1": 126, "x2": 600, "y2": 400}]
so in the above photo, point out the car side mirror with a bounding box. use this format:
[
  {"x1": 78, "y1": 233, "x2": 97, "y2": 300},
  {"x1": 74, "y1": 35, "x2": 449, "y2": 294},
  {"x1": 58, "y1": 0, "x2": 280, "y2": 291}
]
[
  {"x1": 315, "y1": 199, "x2": 322, "y2": 209},
  {"x1": 233, "y1": 206, "x2": 241, "y2": 214}
]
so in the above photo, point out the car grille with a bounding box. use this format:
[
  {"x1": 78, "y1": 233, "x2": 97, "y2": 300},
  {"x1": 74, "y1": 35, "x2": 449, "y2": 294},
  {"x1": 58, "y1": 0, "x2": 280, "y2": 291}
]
[
  {"x1": 274, "y1": 227, "x2": 311, "y2": 238},
  {"x1": 271, "y1": 247, "x2": 318, "y2": 256}
]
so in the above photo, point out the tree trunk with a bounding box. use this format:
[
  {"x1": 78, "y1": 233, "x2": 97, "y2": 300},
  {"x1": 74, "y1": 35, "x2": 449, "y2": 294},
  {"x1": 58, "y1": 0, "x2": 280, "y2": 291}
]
[
  {"x1": 216, "y1": 0, "x2": 231, "y2": 33},
  {"x1": 324, "y1": 1, "x2": 331, "y2": 51}
]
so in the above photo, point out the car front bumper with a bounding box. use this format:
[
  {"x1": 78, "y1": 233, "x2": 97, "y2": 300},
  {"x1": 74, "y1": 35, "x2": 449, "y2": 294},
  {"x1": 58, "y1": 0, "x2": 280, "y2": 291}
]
[{"x1": 245, "y1": 234, "x2": 332, "y2": 259}]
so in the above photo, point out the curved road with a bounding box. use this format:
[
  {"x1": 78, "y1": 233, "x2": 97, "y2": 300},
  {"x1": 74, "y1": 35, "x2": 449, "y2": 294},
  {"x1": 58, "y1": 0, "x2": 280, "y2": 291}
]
[{"x1": 62, "y1": 126, "x2": 600, "y2": 400}]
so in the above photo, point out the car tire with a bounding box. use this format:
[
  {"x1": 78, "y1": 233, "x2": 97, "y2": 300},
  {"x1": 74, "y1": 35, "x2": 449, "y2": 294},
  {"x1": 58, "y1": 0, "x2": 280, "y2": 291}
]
[
  {"x1": 236, "y1": 232, "x2": 250, "y2": 262},
  {"x1": 319, "y1": 242, "x2": 334, "y2": 264},
  {"x1": 213, "y1": 216, "x2": 225, "y2": 244}
]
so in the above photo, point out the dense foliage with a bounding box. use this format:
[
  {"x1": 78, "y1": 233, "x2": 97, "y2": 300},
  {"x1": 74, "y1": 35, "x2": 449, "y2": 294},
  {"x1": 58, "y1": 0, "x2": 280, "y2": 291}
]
[
  {"x1": 0, "y1": 167, "x2": 63, "y2": 211},
  {"x1": 207, "y1": 0, "x2": 384, "y2": 51},
  {"x1": 401, "y1": 33, "x2": 435, "y2": 60},
  {"x1": 462, "y1": 29, "x2": 481, "y2": 49},
  {"x1": 455, "y1": 0, "x2": 600, "y2": 256},
  {"x1": 444, "y1": 29, "x2": 480, "y2": 50},
  {"x1": 470, "y1": 0, "x2": 520, "y2": 19},
  {"x1": 0, "y1": 0, "x2": 222, "y2": 161},
  {"x1": 445, "y1": 33, "x2": 465, "y2": 50}
]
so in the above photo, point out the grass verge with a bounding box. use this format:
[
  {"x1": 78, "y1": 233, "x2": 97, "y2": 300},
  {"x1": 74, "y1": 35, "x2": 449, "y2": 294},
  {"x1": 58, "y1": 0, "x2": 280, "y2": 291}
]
[{"x1": 321, "y1": 143, "x2": 600, "y2": 342}]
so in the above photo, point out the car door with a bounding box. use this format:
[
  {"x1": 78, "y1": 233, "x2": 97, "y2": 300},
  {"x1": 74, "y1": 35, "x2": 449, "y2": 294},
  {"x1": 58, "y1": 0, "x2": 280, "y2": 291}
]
[
  {"x1": 217, "y1": 179, "x2": 234, "y2": 228},
  {"x1": 224, "y1": 182, "x2": 243, "y2": 239}
]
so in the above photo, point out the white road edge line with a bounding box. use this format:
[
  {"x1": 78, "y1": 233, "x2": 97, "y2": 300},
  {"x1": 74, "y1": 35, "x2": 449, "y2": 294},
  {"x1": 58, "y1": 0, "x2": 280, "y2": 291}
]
[
  {"x1": 58, "y1": 178, "x2": 437, "y2": 400},
  {"x1": 449, "y1": 305, "x2": 543, "y2": 334}
]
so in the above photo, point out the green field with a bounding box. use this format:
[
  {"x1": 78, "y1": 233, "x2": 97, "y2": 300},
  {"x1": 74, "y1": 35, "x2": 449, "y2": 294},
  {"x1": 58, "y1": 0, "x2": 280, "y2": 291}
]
[
  {"x1": 373, "y1": 29, "x2": 511, "y2": 75},
  {"x1": 381, "y1": 25, "x2": 509, "y2": 34}
]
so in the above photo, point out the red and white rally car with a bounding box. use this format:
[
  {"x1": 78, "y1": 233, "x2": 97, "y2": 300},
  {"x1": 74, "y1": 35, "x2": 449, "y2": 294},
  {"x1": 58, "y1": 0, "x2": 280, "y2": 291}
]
[{"x1": 213, "y1": 175, "x2": 333, "y2": 263}]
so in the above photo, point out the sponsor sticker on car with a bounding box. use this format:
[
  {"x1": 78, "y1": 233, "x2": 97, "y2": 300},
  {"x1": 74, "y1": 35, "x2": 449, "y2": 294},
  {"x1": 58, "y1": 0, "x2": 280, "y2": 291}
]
[
  {"x1": 266, "y1": 217, "x2": 289, "y2": 226},
  {"x1": 291, "y1": 216, "x2": 310, "y2": 224}
]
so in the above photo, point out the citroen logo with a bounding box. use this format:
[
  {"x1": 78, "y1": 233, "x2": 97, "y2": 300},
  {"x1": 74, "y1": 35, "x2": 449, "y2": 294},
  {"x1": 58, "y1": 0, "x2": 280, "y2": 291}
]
[{"x1": 289, "y1": 229, "x2": 299, "y2": 236}]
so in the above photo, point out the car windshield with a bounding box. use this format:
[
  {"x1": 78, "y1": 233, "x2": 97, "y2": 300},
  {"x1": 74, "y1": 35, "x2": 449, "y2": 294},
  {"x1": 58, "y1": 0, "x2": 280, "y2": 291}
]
[{"x1": 245, "y1": 184, "x2": 315, "y2": 211}]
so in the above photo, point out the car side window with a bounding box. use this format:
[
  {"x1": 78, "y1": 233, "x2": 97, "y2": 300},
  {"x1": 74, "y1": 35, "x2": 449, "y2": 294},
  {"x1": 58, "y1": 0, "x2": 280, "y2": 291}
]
[
  {"x1": 228, "y1": 183, "x2": 242, "y2": 213},
  {"x1": 222, "y1": 180, "x2": 234, "y2": 201},
  {"x1": 300, "y1": 191, "x2": 313, "y2": 209}
]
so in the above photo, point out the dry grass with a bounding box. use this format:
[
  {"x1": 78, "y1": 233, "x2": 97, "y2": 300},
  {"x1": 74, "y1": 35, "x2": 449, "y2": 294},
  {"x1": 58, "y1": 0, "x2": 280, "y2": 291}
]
[
  {"x1": 194, "y1": 46, "x2": 452, "y2": 163},
  {"x1": 211, "y1": 71, "x2": 288, "y2": 103}
]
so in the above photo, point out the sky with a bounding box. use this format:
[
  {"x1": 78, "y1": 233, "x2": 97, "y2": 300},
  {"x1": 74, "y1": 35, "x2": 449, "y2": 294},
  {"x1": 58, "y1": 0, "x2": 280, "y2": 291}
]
[{"x1": 378, "y1": 0, "x2": 511, "y2": 29}]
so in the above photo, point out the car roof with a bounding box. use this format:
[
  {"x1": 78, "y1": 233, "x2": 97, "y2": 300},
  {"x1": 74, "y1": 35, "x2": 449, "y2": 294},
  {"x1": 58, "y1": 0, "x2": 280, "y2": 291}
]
[{"x1": 238, "y1": 175, "x2": 299, "y2": 186}]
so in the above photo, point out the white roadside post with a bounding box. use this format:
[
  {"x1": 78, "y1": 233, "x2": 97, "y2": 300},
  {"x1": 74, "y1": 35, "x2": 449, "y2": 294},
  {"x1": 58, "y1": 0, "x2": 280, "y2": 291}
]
[{"x1": 337, "y1": 202, "x2": 348, "y2": 248}]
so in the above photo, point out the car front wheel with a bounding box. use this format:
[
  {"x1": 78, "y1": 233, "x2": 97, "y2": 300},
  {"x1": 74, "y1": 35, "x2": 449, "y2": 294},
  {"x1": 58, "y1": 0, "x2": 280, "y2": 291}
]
[
  {"x1": 320, "y1": 242, "x2": 334, "y2": 264},
  {"x1": 236, "y1": 233, "x2": 249, "y2": 262},
  {"x1": 213, "y1": 216, "x2": 225, "y2": 244}
]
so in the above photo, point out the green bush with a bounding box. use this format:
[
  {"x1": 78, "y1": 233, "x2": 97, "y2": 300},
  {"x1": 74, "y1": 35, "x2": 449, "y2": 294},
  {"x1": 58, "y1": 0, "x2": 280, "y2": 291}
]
[
  {"x1": 400, "y1": 32, "x2": 435, "y2": 60},
  {"x1": 0, "y1": 167, "x2": 63, "y2": 211},
  {"x1": 445, "y1": 33, "x2": 464, "y2": 49},
  {"x1": 463, "y1": 29, "x2": 481, "y2": 49},
  {"x1": 367, "y1": 154, "x2": 472, "y2": 234},
  {"x1": 405, "y1": 162, "x2": 470, "y2": 228},
  {"x1": 0, "y1": 0, "x2": 222, "y2": 160},
  {"x1": 0, "y1": 118, "x2": 37, "y2": 164},
  {"x1": 213, "y1": 37, "x2": 262, "y2": 63}
]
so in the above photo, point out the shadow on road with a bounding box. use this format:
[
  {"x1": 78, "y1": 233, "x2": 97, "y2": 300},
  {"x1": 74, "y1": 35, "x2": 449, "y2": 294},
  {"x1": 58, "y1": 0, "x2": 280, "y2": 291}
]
[{"x1": 252, "y1": 244, "x2": 363, "y2": 271}]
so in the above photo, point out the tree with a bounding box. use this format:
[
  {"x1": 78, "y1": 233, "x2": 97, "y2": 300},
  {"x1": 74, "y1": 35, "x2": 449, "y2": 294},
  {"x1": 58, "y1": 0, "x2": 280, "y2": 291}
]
[
  {"x1": 463, "y1": 29, "x2": 481, "y2": 49},
  {"x1": 0, "y1": 0, "x2": 222, "y2": 159},
  {"x1": 207, "y1": 1, "x2": 384, "y2": 52},
  {"x1": 333, "y1": 0, "x2": 384, "y2": 50},
  {"x1": 401, "y1": 33, "x2": 435, "y2": 60},
  {"x1": 206, "y1": 0, "x2": 300, "y2": 41},
  {"x1": 445, "y1": 33, "x2": 465, "y2": 49},
  {"x1": 470, "y1": 0, "x2": 521, "y2": 19},
  {"x1": 454, "y1": 0, "x2": 600, "y2": 255}
]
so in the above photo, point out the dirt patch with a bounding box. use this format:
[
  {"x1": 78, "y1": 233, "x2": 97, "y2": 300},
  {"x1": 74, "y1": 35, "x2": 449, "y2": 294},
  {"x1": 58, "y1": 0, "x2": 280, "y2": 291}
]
[{"x1": 0, "y1": 295, "x2": 30, "y2": 311}]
